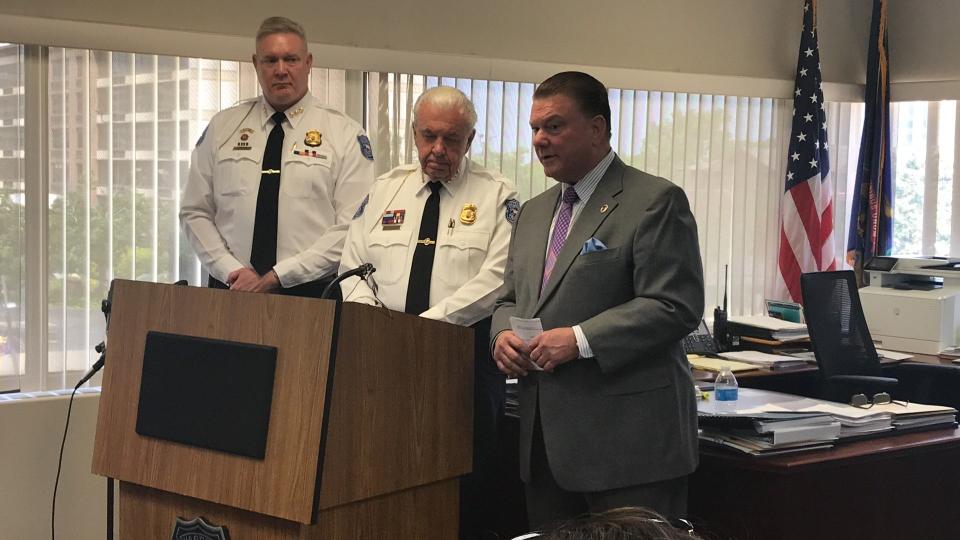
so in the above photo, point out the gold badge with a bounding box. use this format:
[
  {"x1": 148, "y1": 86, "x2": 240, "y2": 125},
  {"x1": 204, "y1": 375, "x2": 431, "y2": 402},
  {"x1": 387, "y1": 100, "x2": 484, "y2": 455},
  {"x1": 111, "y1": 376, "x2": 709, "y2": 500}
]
[
  {"x1": 600, "y1": 203, "x2": 609, "y2": 214},
  {"x1": 460, "y1": 203, "x2": 477, "y2": 225},
  {"x1": 304, "y1": 130, "x2": 322, "y2": 147}
]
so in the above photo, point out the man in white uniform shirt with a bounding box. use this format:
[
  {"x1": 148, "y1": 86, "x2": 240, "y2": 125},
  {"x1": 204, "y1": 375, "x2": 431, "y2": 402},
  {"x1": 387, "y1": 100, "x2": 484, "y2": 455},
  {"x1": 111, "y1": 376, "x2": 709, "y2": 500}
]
[
  {"x1": 181, "y1": 16, "x2": 375, "y2": 298},
  {"x1": 339, "y1": 86, "x2": 519, "y2": 540}
]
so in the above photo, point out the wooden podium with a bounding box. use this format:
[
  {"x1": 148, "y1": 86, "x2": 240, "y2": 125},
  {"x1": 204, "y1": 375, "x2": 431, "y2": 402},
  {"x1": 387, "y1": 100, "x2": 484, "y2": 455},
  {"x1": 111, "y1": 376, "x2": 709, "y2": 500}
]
[{"x1": 91, "y1": 280, "x2": 474, "y2": 538}]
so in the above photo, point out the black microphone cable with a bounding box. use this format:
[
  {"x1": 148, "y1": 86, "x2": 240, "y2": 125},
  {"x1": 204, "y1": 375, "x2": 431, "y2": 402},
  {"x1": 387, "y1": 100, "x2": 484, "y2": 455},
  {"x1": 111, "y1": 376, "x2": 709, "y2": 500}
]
[
  {"x1": 51, "y1": 342, "x2": 105, "y2": 540},
  {"x1": 321, "y1": 263, "x2": 376, "y2": 300},
  {"x1": 52, "y1": 281, "x2": 115, "y2": 539}
]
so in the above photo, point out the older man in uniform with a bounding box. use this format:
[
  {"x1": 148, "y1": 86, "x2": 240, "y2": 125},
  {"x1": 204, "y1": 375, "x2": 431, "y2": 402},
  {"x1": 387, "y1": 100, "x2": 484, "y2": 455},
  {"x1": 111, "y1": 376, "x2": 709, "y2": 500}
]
[
  {"x1": 339, "y1": 86, "x2": 518, "y2": 539},
  {"x1": 181, "y1": 16, "x2": 374, "y2": 297}
]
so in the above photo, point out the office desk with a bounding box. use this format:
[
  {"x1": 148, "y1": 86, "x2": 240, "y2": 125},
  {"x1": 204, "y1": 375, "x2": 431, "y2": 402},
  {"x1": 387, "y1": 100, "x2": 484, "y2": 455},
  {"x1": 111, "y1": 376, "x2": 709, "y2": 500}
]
[
  {"x1": 692, "y1": 353, "x2": 946, "y2": 381},
  {"x1": 693, "y1": 353, "x2": 952, "y2": 397},
  {"x1": 689, "y1": 427, "x2": 960, "y2": 540}
]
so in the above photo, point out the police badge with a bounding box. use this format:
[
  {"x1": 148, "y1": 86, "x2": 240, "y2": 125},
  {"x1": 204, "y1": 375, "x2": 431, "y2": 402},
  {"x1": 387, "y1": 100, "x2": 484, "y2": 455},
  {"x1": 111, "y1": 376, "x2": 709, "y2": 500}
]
[
  {"x1": 304, "y1": 129, "x2": 322, "y2": 147},
  {"x1": 459, "y1": 203, "x2": 477, "y2": 225},
  {"x1": 171, "y1": 516, "x2": 229, "y2": 540}
]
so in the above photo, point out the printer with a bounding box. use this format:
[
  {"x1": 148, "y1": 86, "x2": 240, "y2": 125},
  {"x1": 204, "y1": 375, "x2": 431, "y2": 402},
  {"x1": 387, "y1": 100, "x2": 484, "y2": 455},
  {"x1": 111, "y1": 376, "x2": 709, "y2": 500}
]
[{"x1": 859, "y1": 256, "x2": 960, "y2": 355}]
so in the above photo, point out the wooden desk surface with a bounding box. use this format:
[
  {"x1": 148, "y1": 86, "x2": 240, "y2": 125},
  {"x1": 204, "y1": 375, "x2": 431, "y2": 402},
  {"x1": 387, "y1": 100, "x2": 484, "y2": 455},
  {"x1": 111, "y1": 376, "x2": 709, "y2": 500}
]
[
  {"x1": 691, "y1": 426, "x2": 960, "y2": 540},
  {"x1": 701, "y1": 426, "x2": 960, "y2": 473}
]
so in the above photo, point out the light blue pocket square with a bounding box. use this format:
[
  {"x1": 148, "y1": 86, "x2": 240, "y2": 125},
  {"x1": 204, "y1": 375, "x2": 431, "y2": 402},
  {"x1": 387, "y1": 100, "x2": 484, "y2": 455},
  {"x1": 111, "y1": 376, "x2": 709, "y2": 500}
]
[{"x1": 580, "y1": 237, "x2": 607, "y2": 254}]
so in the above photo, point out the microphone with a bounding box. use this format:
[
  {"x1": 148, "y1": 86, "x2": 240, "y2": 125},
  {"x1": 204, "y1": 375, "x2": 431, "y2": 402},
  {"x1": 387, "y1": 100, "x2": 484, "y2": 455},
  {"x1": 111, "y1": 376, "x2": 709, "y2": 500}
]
[
  {"x1": 75, "y1": 279, "x2": 116, "y2": 387},
  {"x1": 76, "y1": 277, "x2": 183, "y2": 388},
  {"x1": 321, "y1": 263, "x2": 376, "y2": 300}
]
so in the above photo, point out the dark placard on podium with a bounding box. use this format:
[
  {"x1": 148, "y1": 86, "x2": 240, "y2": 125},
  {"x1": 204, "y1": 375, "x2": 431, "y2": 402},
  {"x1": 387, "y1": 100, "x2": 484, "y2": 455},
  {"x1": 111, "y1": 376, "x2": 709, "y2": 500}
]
[{"x1": 135, "y1": 331, "x2": 277, "y2": 459}]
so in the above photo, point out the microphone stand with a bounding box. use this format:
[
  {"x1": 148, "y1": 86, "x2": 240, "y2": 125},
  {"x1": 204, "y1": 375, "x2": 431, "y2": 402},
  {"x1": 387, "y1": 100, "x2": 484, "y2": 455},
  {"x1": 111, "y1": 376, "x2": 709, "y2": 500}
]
[{"x1": 321, "y1": 264, "x2": 376, "y2": 300}]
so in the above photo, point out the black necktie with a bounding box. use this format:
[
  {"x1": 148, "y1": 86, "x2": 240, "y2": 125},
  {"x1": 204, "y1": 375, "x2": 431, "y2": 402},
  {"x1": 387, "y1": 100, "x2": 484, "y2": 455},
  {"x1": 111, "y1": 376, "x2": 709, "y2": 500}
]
[
  {"x1": 405, "y1": 182, "x2": 443, "y2": 314},
  {"x1": 250, "y1": 111, "x2": 286, "y2": 275}
]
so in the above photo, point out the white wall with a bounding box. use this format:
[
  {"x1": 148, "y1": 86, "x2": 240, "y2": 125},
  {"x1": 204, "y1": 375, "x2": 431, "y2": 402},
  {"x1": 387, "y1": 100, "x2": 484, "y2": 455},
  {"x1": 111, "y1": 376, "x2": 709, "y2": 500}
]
[
  {"x1": 2, "y1": 1, "x2": 959, "y2": 98},
  {"x1": 2, "y1": 0, "x2": 852, "y2": 82},
  {"x1": 0, "y1": 392, "x2": 105, "y2": 540}
]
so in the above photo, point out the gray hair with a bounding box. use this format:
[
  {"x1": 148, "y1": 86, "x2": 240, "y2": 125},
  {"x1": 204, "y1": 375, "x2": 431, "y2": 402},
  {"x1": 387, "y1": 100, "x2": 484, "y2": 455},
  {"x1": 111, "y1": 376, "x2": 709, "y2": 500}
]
[
  {"x1": 413, "y1": 86, "x2": 478, "y2": 131},
  {"x1": 256, "y1": 16, "x2": 307, "y2": 43}
]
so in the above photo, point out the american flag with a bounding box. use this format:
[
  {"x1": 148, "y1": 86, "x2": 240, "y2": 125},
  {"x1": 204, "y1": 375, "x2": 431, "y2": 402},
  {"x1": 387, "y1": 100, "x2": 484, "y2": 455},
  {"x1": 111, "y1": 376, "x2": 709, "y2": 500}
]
[{"x1": 777, "y1": 0, "x2": 835, "y2": 303}]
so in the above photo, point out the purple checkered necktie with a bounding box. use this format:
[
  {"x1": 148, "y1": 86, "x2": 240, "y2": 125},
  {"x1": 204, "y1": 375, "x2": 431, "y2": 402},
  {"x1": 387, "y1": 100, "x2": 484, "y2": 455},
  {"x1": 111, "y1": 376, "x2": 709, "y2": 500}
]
[{"x1": 542, "y1": 187, "x2": 580, "y2": 291}]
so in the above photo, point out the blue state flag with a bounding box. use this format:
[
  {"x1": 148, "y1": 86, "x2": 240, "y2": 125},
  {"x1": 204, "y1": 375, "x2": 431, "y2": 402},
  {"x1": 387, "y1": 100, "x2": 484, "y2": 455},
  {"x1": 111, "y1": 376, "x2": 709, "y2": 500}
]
[{"x1": 846, "y1": 0, "x2": 894, "y2": 286}]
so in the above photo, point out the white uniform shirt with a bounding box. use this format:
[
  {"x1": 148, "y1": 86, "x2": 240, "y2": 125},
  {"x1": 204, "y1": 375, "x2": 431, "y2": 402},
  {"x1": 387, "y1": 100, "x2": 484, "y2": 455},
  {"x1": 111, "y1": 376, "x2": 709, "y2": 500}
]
[
  {"x1": 340, "y1": 158, "x2": 519, "y2": 327},
  {"x1": 180, "y1": 93, "x2": 375, "y2": 287}
]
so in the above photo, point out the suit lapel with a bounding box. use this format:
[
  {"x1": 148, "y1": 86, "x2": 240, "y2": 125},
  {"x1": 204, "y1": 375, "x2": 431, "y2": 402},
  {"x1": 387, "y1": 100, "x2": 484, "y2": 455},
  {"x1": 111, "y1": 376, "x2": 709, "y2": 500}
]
[{"x1": 535, "y1": 159, "x2": 625, "y2": 314}]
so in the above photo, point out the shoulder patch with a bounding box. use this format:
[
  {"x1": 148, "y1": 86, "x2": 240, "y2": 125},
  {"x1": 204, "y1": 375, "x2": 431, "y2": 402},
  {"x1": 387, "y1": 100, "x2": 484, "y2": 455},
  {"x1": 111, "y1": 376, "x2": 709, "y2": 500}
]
[
  {"x1": 195, "y1": 125, "x2": 208, "y2": 148},
  {"x1": 357, "y1": 135, "x2": 374, "y2": 161},
  {"x1": 505, "y1": 198, "x2": 520, "y2": 224},
  {"x1": 353, "y1": 194, "x2": 369, "y2": 220}
]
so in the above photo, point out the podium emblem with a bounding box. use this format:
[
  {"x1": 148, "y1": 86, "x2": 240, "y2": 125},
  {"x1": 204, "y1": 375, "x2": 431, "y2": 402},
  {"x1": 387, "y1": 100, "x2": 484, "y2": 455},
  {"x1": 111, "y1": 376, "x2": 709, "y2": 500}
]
[{"x1": 171, "y1": 516, "x2": 229, "y2": 540}]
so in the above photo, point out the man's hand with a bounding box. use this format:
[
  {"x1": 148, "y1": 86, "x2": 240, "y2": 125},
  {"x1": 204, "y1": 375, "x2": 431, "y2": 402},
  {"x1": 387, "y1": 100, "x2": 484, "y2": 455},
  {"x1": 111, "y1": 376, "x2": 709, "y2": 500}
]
[
  {"x1": 493, "y1": 330, "x2": 534, "y2": 377},
  {"x1": 529, "y1": 327, "x2": 579, "y2": 371},
  {"x1": 228, "y1": 268, "x2": 280, "y2": 293}
]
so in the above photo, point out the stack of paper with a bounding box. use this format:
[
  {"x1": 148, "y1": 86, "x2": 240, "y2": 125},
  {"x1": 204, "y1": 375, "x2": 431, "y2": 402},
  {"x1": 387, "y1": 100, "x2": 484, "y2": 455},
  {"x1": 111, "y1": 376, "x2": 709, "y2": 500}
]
[
  {"x1": 699, "y1": 391, "x2": 842, "y2": 455},
  {"x1": 726, "y1": 389, "x2": 895, "y2": 438},
  {"x1": 698, "y1": 431, "x2": 836, "y2": 456},
  {"x1": 776, "y1": 400, "x2": 957, "y2": 435},
  {"x1": 687, "y1": 355, "x2": 758, "y2": 373},
  {"x1": 727, "y1": 315, "x2": 810, "y2": 342},
  {"x1": 818, "y1": 409, "x2": 894, "y2": 438},
  {"x1": 872, "y1": 402, "x2": 957, "y2": 430},
  {"x1": 697, "y1": 388, "x2": 957, "y2": 457},
  {"x1": 717, "y1": 350, "x2": 810, "y2": 370}
]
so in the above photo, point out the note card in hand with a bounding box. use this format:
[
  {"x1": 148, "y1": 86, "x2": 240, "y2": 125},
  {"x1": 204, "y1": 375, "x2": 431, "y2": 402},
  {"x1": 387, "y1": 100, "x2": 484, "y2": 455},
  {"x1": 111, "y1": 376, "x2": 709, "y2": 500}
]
[
  {"x1": 509, "y1": 316, "x2": 544, "y2": 371},
  {"x1": 580, "y1": 237, "x2": 607, "y2": 254}
]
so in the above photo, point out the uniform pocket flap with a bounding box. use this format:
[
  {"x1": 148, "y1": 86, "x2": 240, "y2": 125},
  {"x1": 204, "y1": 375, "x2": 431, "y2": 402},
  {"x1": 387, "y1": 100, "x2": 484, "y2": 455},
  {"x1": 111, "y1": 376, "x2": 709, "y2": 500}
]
[
  {"x1": 216, "y1": 148, "x2": 259, "y2": 164},
  {"x1": 441, "y1": 230, "x2": 490, "y2": 250},
  {"x1": 369, "y1": 228, "x2": 413, "y2": 248}
]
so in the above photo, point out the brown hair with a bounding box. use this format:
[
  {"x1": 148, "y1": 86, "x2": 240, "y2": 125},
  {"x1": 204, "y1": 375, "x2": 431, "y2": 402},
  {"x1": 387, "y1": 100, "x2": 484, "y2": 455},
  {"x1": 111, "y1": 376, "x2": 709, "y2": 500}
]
[
  {"x1": 540, "y1": 507, "x2": 700, "y2": 540},
  {"x1": 534, "y1": 71, "x2": 611, "y2": 139}
]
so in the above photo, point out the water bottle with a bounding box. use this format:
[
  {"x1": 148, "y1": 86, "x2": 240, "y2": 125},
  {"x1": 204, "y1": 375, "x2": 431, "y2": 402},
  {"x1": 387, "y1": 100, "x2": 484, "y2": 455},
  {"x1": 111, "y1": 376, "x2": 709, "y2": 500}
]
[{"x1": 714, "y1": 366, "x2": 739, "y2": 402}]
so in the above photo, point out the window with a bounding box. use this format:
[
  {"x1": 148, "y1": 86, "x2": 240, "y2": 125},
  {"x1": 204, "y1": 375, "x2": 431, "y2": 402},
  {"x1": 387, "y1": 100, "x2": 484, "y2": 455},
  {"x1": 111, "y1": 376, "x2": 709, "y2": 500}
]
[
  {"x1": 370, "y1": 72, "x2": 864, "y2": 316},
  {"x1": 2, "y1": 44, "x2": 923, "y2": 391},
  {"x1": 890, "y1": 100, "x2": 958, "y2": 257},
  {"x1": 367, "y1": 73, "x2": 546, "y2": 201},
  {"x1": 17, "y1": 45, "x2": 346, "y2": 390},
  {"x1": 0, "y1": 44, "x2": 23, "y2": 392}
]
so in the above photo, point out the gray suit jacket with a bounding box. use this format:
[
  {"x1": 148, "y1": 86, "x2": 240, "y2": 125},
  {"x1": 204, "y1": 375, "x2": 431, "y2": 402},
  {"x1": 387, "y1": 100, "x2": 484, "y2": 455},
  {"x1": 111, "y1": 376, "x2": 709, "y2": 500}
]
[{"x1": 491, "y1": 157, "x2": 704, "y2": 492}]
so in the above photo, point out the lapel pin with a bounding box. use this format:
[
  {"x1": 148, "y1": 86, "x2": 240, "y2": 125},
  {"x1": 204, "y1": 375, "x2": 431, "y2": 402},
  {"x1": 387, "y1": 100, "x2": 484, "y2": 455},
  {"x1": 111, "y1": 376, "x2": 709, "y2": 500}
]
[{"x1": 600, "y1": 203, "x2": 609, "y2": 214}]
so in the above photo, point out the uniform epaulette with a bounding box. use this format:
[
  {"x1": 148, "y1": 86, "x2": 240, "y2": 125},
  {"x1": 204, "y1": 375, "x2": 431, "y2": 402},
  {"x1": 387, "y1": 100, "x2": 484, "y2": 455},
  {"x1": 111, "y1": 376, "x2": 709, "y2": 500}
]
[
  {"x1": 375, "y1": 162, "x2": 419, "y2": 183},
  {"x1": 234, "y1": 97, "x2": 258, "y2": 108},
  {"x1": 468, "y1": 162, "x2": 517, "y2": 189}
]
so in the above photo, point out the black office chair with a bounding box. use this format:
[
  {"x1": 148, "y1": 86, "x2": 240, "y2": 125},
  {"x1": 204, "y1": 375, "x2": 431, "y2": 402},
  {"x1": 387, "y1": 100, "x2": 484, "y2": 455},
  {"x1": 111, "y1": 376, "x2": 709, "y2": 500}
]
[
  {"x1": 888, "y1": 362, "x2": 960, "y2": 410},
  {"x1": 800, "y1": 270, "x2": 898, "y2": 403}
]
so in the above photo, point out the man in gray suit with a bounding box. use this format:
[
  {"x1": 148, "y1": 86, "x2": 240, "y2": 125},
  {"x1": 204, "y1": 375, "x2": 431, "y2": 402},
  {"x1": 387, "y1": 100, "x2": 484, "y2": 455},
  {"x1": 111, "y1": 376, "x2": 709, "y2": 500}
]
[{"x1": 491, "y1": 71, "x2": 704, "y2": 528}]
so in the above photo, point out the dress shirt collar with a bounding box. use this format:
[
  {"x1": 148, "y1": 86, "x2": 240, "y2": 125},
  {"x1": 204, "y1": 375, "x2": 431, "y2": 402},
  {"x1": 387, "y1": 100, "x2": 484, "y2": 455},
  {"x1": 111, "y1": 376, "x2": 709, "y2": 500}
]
[
  {"x1": 416, "y1": 155, "x2": 469, "y2": 197},
  {"x1": 259, "y1": 92, "x2": 312, "y2": 130},
  {"x1": 563, "y1": 149, "x2": 615, "y2": 205}
]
